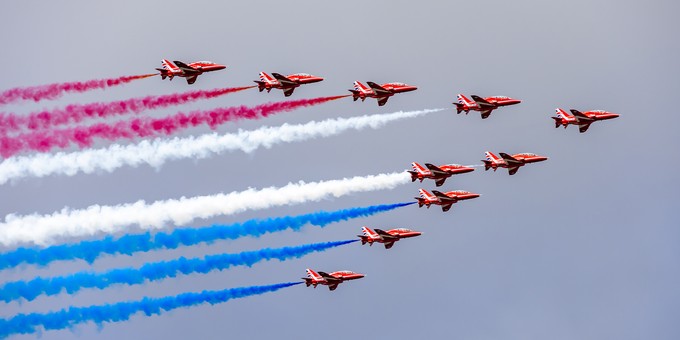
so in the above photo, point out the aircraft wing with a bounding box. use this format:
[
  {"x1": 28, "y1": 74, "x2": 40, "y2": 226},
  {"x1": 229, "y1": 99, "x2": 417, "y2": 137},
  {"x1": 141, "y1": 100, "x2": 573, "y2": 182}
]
[
  {"x1": 186, "y1": 75, "x2": 198, "y2": 85},
  {"x1": 471, "y1": 95, "x2": 496, "y2": 108},
  {"x1": 570, "y1": 109, "x2": 594, "y2": 121},
  {"x1": 377, "y1": 97, "x2": 389, "y2": 106},
  {"x1": 499, "y1": 153, "x2": 523, "y2": 165},
  {"x1": 366, "y1": 81, "x2": 392, "y2": 96},
  {"x1": 578, "y1": 122, "x2": 592, "y2": 133},
  {"x1": 384, "y1": 242, "x2": 395, "y2": 250},
  {"x1": 374, "y1": 229, "x2": 399, "y2": 240},
  {"x1": 282, "y1": 87, "x2": 295, "y2": 97},
  {"x1": 424, "y1": 163, "x2": 449, "y2": 176},
  {"x1": 434, "y1": 177, "x2": 447, "y2": 187},
  {"x1": 441, "y1": 204, "x2": 453, "y2": 212},
  {"x1": 173, "y1": 61, "x2": 201, "y2": 75},
  {"x1": 272, "y1": 73, "x2": 297, "y2": 87},
  {"x1": 480, "y1": 109, "x2": 494, "y2": 119},
  {"x1": 328, "y1": 283, "x2": 339, "y2": 291},
  {"x1": 508, "y1": 166, "x2": 520, "y2": 175},
  {"x1": 431, "y1": 190, "x2": 457, "y2": 203},
  {"x1": 318, "y1": 272, "x2": 343, "y2": 283}
]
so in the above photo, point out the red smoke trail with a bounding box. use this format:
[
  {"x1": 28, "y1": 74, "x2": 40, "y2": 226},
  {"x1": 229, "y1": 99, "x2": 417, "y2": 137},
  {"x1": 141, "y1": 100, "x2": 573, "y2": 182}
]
[
  {"x1": 0, "y1": 74, "x2": 157, "y2": 106},
  {"x1": 0, "y1": 95, "x2": 349, "y2": 157},
  {"x1": 0, "y1": 86, "x2": 255, "y2": 134}
]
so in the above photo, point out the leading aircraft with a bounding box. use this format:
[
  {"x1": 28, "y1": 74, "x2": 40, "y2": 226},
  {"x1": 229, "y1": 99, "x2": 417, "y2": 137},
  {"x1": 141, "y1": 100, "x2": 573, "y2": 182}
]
[
  {"x1": 415, "y1": 189, "x2": 480, "y2": 212},
  {"x1": 408, "y1": 162, "x2": 475, "y2": 187},
  {"x1": 254, "y1": 72, "x2": 324, "y2": 97},
  {"x1": 482, "y1": 151, "x2": 548, "y2": 175},
  {"x1": 302, "y1": 268, "x2": 365, "y2": 291},
  {"x1": 553, "y1": 108, "x2": 620, "y2": 133},
  {"x1": 156, "y1": 59, "x2": 226, "y2": 85},
  {"x1": 357, "y1": 226, "x2": 422, "y2": 249},
  {"x1": 454, "y1": 94, "x2": 521, "y2": 119},
  {"x1": 349, "y1": 81, "x2": 417, "y2": 106}
]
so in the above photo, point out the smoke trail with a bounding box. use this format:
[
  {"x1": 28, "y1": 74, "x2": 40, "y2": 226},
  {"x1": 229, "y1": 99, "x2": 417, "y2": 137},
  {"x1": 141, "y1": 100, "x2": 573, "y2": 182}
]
[
  {"x1": 0, "y1": 95, "x2": 347, "y2": 158},
  {"x1": 0, "y1": 240, "x2": 355, "y2": 302},
  {"x1": 0, "y1": 282, "x2": 301, "y2": 337},
  {"x1": 0, "y1": 108, "x2": 442, "y2": 185},
  {"x1": 0, "y1": 172, "x2": 411, "y2": 246},
  {"x1": 0, "y1": 86, "x2": 255, "y2": 134},
  {"x1": 0, "y1": 74, "x2": 157, "y2": 106},
  {"x1": 0, "y1": 203, "x2": 412, "y2": 269}
]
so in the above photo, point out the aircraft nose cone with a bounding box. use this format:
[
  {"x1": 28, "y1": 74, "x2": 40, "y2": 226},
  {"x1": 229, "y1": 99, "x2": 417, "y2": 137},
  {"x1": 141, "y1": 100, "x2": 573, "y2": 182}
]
[{"x1": 611, "y1": 113, "x2": 620, "y2": 118}]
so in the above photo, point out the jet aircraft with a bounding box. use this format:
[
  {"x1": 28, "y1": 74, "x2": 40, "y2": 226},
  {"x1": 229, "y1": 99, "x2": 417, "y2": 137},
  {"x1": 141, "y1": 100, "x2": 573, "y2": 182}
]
[
  {"x1": 349, "y1": 81, "x2": 417, "y2": 106},
  {"x1": 302, "y1": 268, "x2": 365, "y2": 291},
  {"x1": 482, "y1": 151, "x2": 548, "y2": 175},
  {"x1": 254, "y1": 72, "x2": 324, "y2": 97},
  {"x1": 553, "y1": 108, "x2": 620, "y2": 133},
  {"x1": 408, "y1": 162, "x2": 475, "y2": 187},
  {"x1": 357, "y1": 226, "x2": 422, "y2": 249},
  {"x1": 156, "y1": 59, "x2": 226, "y2": 85},
  {"x1": 415, "y1": 189, "x2": 480, "y2": 212},
  {"x1": 454, "y1": 94, "x2": 521, "y2": 119}
]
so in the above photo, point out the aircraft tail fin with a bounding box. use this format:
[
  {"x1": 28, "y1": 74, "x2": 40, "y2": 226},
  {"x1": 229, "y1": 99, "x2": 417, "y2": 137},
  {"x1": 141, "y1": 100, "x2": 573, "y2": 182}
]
[
  {"x1": 412, "y1": 162, "x2": 429, "y2": 175},
  {"x1": 555, "y1": 108, "x2": 572, "y2": 119},
  {"x1": 361, "y1": 226, "x2": 379, "y2": 239},
  {"x1": 353, "y1": 81, "x2": 371, "y2": 94},
  {"x1": 259, "y1": 72, "x2": 277, "y2": 85},
  {"x1": 457, "y1": 94, "x2": 474, "y2": 106},
  {"x1": 306, "y1": 268, "x2": 324, "y2": 282}
]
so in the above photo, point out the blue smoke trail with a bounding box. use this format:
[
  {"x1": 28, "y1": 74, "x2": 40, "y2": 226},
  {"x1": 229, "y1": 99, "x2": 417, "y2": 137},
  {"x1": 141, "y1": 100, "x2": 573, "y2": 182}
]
[
  {"x1": 0, "y1": 202, "x2": 413, "y2": 270},
  {"x1": 0, "y1": 240, "x2": 356, "y2": 303},
  {"x1": 0, "y1": 281, "x2": 301, "y2": 338}
]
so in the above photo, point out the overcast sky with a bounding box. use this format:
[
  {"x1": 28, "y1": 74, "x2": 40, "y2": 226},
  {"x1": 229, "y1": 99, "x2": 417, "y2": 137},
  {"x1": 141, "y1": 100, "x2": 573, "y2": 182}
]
[{"x1": 1, "y1": 1, "x2": 679, "y2": 339}]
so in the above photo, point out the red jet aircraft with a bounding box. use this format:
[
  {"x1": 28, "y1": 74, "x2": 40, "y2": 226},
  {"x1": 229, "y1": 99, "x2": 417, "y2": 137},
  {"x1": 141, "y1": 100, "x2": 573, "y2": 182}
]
[
  {"x1": 482, "y1": 151, "x2": 548, "y2": 175},
  {"x1": 454, "y1": 94, "x2": 521, "y2": 119},
  {"x1": 156, "y1": 59, "x2": 226, "y2": 85},
  {"x1": 357, "y1": 226, "x2": 422, "y2": 249},
  {"x1": 553, "y1": 108, "x2": 620, "y2": 133},
  {"x1": 302, "y1": 268, "x2": 365, "y2": 291},
  {"x1": 408, "y1": 162, "x2": 475, "y2": 187},
  {"x1": 254, "y1": 72, "x2": 324, "y2": 97},
  {"x1": 415, "y1": 189, "x2": 480, "y2": 212},
  {"x1": 349, "y1": 81, "x2": 417, "y2": 106}
]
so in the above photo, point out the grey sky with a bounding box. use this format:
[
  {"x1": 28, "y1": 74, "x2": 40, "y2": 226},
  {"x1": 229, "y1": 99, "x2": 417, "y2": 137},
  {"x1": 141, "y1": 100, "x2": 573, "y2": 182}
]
[{"x1": 0, "y1": 0, "x2": 679, "y2": 339}]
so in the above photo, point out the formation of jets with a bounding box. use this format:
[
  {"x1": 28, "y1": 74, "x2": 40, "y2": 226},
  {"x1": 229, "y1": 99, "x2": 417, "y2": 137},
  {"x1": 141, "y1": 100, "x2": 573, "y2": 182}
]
[
  {"x1": 148, "y1": 58, "x2": 619, "y2": 291},
  {"x1": 150, "y1": 60, "x2": 620, "y2": 134}
]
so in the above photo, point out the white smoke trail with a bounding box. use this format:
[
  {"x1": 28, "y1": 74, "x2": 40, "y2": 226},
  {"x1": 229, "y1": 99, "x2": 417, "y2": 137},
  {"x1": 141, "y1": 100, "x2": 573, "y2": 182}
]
[
  {"x1": 0, "y1": 172, "x2": 411, "y2": 246},
  {"x1": 0, "y1": 109, "x2": 443, "y2": 185}
]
